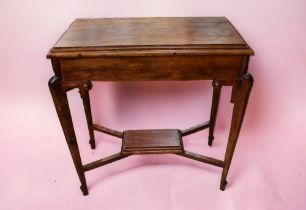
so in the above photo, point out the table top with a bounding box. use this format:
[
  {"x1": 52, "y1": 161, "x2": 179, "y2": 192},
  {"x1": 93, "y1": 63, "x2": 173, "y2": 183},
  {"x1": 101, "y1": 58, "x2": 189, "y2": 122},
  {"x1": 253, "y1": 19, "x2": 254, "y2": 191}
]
[{"x1": 47, "y1": 17, "x2": 253, "y2": 58}]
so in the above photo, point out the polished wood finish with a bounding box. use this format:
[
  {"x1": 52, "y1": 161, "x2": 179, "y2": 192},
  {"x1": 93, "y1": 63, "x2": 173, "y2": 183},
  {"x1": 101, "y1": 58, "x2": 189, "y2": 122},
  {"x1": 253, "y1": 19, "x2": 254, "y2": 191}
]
[
  {"x1": 47, "y1": 17, "x2": 254, "y2": 195},
  {"x1": 181, "y1": 121, "x2": 210, "y2": 136},
  {"x1": 83, "y1": 153, "x2": 127, "y2": 172},
  {"x1": 59, "y1": 55, "x2": 243, "y2": 81},
  {"x1": 79, "y1": 81, "x2": 96, "y2": 149},
  {"x1": 122, "y1": 129, "x2": 183, "y2": 155},
  {"x1": 48, "y1": 76, "x2": 88, "y2": 196},
  {"x1": 49, "y1": 17, "x2": 252, "y2": 54},
  {"x1": 220, "y1": 73, "x2": 253, "y2": 190},
  {"x1": 208, "y1": 80, "x2": 222, "y2": 146},
  {"x1": 92, "y1": 124, "x2": 123, "y2": 138},
  {"x1": 178, "y1": 150, "x2": 224, "y2": 168}
]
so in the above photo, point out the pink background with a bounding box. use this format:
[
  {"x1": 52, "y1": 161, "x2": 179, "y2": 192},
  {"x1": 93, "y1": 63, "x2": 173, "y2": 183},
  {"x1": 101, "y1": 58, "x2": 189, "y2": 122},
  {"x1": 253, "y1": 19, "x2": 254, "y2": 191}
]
[{"x1": 1, "y1": 0, "x2": 306, "y2": 209}]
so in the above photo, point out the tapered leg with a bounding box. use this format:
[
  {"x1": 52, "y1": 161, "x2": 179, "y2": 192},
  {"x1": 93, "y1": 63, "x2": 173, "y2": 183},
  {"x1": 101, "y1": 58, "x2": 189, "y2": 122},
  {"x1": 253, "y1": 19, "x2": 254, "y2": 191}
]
[
  {"x1": 230, "y1": 84, "x2": 237, "y2": 104},
  {"x1": 49, "y1": 76, "x2": 89, "y2": 196},
  {"x1": 79, "y1": 81, "x2": 96, "y2": 149},
  {"x1": 220, "y1": 73, "x2": 254, "y2": 190},
  {"x1": 208, "y1": 80, "x2": 221, "y2": 146}
]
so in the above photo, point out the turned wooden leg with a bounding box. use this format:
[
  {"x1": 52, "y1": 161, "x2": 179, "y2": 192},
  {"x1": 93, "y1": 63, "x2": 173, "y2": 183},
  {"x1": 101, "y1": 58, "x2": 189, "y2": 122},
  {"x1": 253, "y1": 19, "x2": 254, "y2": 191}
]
[
  {"x1": 79, "y1": 81, "x2": 96, "y2": 149},
  {"x1": 220, "y1": 73, "x2": 253, "y2": 191},
  {"x1": 208, "y1": 80, "x2": 221, "y2": 146},
  {"x1": 49, "y1": 76, "x2": 89, "y2": 196}
]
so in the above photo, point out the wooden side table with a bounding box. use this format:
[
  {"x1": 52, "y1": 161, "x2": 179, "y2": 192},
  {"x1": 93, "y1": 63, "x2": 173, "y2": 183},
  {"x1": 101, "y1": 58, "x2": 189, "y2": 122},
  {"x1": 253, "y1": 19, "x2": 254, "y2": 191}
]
[{"x1": 47, "y1": 17, "x2": 254, "y2": 196}]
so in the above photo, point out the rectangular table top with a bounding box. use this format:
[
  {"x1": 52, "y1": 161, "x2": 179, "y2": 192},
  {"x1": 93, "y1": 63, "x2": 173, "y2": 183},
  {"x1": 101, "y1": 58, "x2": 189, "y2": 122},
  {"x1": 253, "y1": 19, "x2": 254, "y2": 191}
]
[{"x1": 47, "y1": 17, "x2": 253, "y2": 58}]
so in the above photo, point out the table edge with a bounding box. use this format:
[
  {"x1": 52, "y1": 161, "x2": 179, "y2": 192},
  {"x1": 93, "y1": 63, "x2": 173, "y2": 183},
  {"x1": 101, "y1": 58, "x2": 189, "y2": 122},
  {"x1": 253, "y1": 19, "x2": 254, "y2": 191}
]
[{"x1": 47, "y1": 47, "x2": 254, "y2": 58}]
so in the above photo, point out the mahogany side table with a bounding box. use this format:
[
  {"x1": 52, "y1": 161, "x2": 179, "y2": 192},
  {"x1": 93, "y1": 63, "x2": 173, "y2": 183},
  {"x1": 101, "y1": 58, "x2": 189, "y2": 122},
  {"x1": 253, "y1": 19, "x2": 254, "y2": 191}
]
[{"x1": 47, "y1": 17, "x2": 254, "y2": 196}]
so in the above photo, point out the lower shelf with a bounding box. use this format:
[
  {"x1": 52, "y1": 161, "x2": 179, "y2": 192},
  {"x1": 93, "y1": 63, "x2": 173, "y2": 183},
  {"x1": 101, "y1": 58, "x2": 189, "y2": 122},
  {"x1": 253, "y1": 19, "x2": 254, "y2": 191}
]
[
  {"x1": 83, "y1": 128, "x2": 224, "y2": 172},
  {"x1": 122, "y1": 129, "x2": 183, "y2": 155}
]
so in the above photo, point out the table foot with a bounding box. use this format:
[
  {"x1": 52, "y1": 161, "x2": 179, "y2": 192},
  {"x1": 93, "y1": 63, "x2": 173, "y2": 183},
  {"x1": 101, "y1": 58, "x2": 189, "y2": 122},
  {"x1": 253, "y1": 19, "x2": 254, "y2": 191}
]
[
  {"x1": 80, "y1": 185, "x2": 89, "y2": 196},
  {"x1": 220, "y1": 180, "x2": 227, "y2": 191},
  {"x1": 208, "y1": 136, "x2": 214, "y2": 146},
  {"x1": 89, "y1": 139, "x2": 96, "y2": 149}
]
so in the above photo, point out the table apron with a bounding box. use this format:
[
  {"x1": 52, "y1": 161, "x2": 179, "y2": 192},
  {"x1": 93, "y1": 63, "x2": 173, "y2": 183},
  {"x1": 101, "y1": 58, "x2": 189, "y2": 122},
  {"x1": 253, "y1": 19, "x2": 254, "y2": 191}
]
[{"x1": 58, "y1": 55, "x2": 243, "y2": 81}]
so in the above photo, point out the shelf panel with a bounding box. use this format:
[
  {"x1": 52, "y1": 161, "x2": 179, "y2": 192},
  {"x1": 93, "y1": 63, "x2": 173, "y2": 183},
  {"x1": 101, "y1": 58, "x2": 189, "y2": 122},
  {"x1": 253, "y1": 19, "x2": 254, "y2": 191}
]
[{"x1": 122, "y1": 129, "x2": 183, "y2": 155}]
